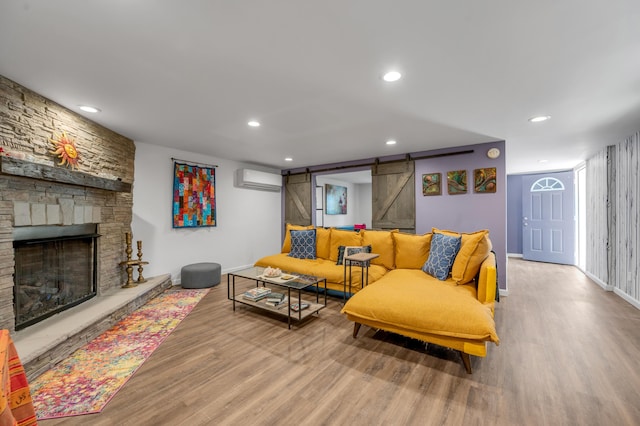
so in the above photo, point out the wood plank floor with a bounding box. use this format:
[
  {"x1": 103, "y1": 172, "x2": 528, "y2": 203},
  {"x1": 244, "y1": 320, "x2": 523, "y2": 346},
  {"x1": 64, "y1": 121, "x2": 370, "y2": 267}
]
[{"x1": 39, "y1": 259, "x2": 640, "y2": 426}]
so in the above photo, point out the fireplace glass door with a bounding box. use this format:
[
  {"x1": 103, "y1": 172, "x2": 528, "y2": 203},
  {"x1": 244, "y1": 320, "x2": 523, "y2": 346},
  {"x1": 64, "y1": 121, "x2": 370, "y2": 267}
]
[{"x1": 14, "y1": 234, "x2": 98, "y2": 330}]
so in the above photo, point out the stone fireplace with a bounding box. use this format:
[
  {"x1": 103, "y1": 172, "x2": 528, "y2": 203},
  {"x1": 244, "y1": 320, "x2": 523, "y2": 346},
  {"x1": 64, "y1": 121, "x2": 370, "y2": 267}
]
[{"x1": 0, "y1": 75, "x2": 136, "y2": 333}]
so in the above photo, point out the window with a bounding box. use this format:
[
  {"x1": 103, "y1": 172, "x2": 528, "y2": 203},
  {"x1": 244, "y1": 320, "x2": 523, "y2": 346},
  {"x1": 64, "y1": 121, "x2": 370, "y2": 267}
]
[{"x1": 530, "y1": 177, "x2": 565, "y2": 192}]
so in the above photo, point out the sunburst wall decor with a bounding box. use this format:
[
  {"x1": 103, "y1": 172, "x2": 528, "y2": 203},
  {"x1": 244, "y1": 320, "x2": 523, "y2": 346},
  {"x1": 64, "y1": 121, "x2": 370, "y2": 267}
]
[{"x1": 49, "y1": 131, "x2": 80, "y2": 169}]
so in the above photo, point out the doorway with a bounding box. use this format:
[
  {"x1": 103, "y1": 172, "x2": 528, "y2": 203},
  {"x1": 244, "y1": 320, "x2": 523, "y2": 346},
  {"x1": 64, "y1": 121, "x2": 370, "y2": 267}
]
[
  {"x1": 522, "y1": 171, "x2": 575, "y2": 264},
  {"x1": 314, "y1": 170, "x2": 372, "y2": 229}
]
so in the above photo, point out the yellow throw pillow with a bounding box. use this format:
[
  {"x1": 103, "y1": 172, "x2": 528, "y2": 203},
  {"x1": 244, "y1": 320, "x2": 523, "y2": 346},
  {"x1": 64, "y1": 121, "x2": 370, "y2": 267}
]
[
  {"x1": 281, "y1": 223, "x2": 313, "y2": 253},
  {"x1": 315, "y1": 227, "x2": 331, "y2": 259},
  {"x1": 393, "y1": 232, "x2": 432, "y2": 269},
  {"x1": 361, "y1": 229, "x2": 395, "y2": 270},
  {"x1": 433, "y1": 228, "x2": 491, "y2": 284},
  {"x1": 329, "y1": 229, "x2": 363, "y2": 262}
]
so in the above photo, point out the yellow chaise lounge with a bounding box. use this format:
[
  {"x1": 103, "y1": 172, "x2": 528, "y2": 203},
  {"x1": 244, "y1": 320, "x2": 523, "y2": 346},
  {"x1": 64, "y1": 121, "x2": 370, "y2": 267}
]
[{"x1": 341, "y1": 252, "x2": 499, "y2": 373}]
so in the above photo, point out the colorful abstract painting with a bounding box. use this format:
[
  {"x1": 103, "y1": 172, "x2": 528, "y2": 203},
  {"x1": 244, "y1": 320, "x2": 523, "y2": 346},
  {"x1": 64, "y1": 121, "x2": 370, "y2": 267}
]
[
  {"x1": 173, "y1": 162, "x2": 216, "y2": 227},
  {"x1": 422, "y1": 173, "x2": 442, "y2": 196},
  {"x1": 474, "y1": 167, "x2": 497, "y2": 193},
  {"x1": 325, "y1": 184, "x2": 347, "y2": 215},
  {"x1": 447, "y1": 170, "x2": 467, "y2": 195}
]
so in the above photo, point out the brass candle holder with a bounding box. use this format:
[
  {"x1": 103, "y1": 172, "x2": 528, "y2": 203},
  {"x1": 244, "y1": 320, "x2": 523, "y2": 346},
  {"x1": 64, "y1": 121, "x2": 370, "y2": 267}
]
[
  {"x1": 136, "y1": 240, "x2": 149, "y2": 283},
  {"x1": 120, "y1": 232, "x2": 149, "y2": 288}
]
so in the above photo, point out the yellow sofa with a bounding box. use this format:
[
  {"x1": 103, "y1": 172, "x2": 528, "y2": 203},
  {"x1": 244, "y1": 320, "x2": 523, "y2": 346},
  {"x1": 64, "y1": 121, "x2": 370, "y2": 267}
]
[{"x1": 254, "y1": 225, "x2": 499, "y2": 373}]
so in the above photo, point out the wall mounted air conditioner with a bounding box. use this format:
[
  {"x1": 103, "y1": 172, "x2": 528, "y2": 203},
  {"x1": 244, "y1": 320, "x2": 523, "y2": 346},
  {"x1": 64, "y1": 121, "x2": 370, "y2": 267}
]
[{"x1": 236, "y1": 169, "x2": 282, "y2": 192}]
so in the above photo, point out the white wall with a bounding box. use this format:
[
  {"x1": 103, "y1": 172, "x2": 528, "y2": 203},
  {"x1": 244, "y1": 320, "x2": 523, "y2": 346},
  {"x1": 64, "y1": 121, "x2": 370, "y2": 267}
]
[
  {"x1": 132, "y1": 142, "x2": 282, "y2": 283},
  {"x1": 355, "y1": 183, "x2": 372, "y2": 228}
]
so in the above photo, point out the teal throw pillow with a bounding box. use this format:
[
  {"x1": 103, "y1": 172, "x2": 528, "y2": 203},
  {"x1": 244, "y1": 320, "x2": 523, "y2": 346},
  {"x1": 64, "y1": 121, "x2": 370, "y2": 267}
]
[
  {"x1": 422, "y1": 232, "x2": 462, "y2": 280},
  {"x1": 288, "y1": 229, "x2": 317, "y2": 259},
  {"x1": 336, "y1": 245, "x2": 372, "y2": 265}
]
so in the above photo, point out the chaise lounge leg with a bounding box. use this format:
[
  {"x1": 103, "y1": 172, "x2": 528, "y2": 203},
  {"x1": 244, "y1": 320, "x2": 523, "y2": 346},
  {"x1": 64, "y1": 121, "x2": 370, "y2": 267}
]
[
  {"x1": 352, "y1": 322, "x2": 362, "y2": 338},
  {"x1": 459, "y1": 351, "x2": 472, "y2": 374}
]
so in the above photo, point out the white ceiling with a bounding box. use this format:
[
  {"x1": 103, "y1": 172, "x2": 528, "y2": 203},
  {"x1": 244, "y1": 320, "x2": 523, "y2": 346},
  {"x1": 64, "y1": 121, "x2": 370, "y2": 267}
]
[{"x1": 1, "y1": 1, "x2": 639, "y2": 174}]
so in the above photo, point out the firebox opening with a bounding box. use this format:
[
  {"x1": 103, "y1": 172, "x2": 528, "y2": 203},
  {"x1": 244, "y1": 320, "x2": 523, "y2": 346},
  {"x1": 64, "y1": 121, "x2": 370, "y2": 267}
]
[{"x1": 13, "y1": 224, "x2": 100, "y2": 330}]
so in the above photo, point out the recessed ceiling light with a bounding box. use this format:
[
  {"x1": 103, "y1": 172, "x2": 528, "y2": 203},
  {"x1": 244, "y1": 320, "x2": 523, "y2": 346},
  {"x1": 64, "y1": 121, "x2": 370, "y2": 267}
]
[
  {"x1": 538, "y1": 159, "x2": 549, "y2": 163},
  {"x1": 79, "y1": 105, "x2": 100, "y2": 113},
  {"x1": 248, "y1": 120, "x2": 260, "y2": 127},
  {"x1": 528, "y1": 115, "x2": 551, "y2": 123},
  {"x1": 284, "y1": 157, "x2": 293, "y2": 162},
  {"x1": 386, "y1": 140, "x2": 397, "y2": 145},
  {"x1": 382, "y1": 71, "x2": 402, "y2": 82}
]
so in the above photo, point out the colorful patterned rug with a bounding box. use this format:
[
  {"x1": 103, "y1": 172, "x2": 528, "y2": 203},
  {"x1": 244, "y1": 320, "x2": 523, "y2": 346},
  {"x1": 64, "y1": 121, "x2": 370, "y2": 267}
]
[{"x1": 30, "y1": 288, "x2": 209, "y2": 420}]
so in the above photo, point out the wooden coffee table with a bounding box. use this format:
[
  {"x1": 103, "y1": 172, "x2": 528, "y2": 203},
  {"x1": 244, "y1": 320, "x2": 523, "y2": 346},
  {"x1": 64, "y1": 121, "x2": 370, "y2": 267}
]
[{"x1": 227, "y1": 267, "x2": 327, "y2": 329}]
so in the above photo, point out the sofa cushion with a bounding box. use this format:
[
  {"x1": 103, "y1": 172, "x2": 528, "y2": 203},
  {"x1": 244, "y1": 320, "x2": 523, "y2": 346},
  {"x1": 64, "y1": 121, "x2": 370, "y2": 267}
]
[
  {"x1": 315, "y1": 227, "x2": 332, "y2": 259},
  {"x1": 329, "y1": 229, "x2": 363, "y2": 262},
  {"x1": 337, "y1": 245, "x2": 372, "y2": 265},
  {"x1": 361, "y1": 229, "x2": 395, "y2": 270},
  {"x1": 288, "y1": 229, "x2": 317, "y2": 259},
  {"x1": 433, "y1": 228, "x2": 492, "y2": 284},
  {"x1": 281, "y1": 223, "x2": 313, "y2": 253},
  {"x1": 255, "y1": 253, "x2": 387, "y2": 289},
  {"x1": 422, "y1": 231, "x2": 461, "y2": 280},
  {"x1": 393, "y1": 232, "x2": 432, "y2": 269}
]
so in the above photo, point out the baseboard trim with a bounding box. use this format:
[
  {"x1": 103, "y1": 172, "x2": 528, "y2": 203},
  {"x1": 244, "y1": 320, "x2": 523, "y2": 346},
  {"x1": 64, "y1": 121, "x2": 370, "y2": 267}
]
[
  {"x1": 224, "y1": 264, "x2": 255, "y2": 274},
  {"x1": 507, "y1": 253, "x2": 523, "y2": 258},
  {"x1": 583, "y1": 270, "x2": 614, "y2": 291},
  {"x1": 613, "y1": 288, "x2": 640, "y2": 310}
]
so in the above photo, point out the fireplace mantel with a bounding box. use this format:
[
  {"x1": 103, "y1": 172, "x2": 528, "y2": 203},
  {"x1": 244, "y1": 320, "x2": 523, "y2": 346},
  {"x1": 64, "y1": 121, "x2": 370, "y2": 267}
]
[{"x1": 1, "y1": 156, "x2": 132, "y2": 193}]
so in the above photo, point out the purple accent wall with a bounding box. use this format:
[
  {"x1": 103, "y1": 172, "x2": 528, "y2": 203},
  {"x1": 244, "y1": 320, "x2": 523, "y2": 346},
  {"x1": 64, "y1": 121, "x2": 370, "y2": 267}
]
[
  {"x1": 283, "y1": 140, "x2": 507, "y2": 292},
  {"x1": 414, "y1": 141, "x2": 506, "y2": 291},
  {"x1": 507, "y1": 174, "x2": 524, "y2": 254}
]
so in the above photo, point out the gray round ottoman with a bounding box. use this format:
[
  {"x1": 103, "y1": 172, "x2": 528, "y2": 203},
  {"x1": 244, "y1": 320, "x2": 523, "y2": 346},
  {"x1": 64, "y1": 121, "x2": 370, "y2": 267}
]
[{"x1": 181, "y1": 262, "x2": 221, "y2": 288}]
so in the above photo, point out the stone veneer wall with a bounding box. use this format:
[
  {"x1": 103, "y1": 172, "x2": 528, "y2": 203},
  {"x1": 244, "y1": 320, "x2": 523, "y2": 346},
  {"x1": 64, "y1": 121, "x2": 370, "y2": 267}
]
[{"x1": 0, "y1": 75, "x2": 136, "y2": 332}]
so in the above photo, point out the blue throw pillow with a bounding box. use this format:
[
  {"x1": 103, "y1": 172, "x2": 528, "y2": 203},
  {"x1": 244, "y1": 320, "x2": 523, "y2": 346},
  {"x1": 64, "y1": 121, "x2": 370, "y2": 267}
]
[
  {"x1": 422, "y1": 232, "x2": 462, "y2": 280},
  {"x1": 288, "y1": 229, "x2": 317, "y2": 259}
]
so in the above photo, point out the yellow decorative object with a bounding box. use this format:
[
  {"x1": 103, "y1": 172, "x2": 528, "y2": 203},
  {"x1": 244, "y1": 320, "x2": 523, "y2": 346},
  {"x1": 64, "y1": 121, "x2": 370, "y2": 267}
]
[
  {"x1": 393, "y1": 232, "x2": 432, "y2": 269},
  {"x1": 314, "y1": 227, "x2": 332, "y2": 259},
  {"x1": 328, "y1": 228, "x2": 363, "y2": 262},
  {"x1": 433, "y1": 228, "x2": 492, "y2": 284},
  {"x1": 361, "y1": 229, "x2": 396, "y2": 270},
  {"x1": 49, "y1": 131, "x2": 80, "y2": 169}
]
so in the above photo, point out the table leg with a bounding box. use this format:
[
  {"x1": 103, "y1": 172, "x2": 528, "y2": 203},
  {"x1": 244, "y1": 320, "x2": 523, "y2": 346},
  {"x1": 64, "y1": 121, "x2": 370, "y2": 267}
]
[
  {"x1": 232, "y1": 275, "x2": 236, "y2": 311},
  {"x1": 343, "y1": 260, "x2": 347, "y2": 302},
  {"x1": 324, "y1": 279, "x2": 327, "y2": 307},
  {"x1": 287, "y1": 287, "x2": 292, "y2": 329}
]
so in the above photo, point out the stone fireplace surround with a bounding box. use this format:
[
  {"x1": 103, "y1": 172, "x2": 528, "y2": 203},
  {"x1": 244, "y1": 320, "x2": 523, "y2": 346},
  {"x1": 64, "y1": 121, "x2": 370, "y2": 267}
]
[{"x1": 1, "y1": 75, "x2": 171, "y2": 378}]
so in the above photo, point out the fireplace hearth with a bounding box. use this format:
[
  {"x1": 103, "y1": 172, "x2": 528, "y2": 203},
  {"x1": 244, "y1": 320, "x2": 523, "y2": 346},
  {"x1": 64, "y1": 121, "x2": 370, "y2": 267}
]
[{"x1": 13, "y1": 224, "x2": 99, "y2": 330}]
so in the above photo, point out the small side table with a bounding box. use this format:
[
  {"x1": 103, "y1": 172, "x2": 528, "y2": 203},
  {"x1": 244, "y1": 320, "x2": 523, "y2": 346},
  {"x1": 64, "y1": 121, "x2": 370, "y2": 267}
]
[{"x1": 343, "y1": 252, "x2": 379, "y2": 301}]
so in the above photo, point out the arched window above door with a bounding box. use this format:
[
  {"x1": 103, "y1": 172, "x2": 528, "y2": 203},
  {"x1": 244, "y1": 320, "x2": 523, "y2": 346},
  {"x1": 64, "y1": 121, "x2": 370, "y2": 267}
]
[{"x1": 530, "y1": 177, "x2": 565, "y2": 192}]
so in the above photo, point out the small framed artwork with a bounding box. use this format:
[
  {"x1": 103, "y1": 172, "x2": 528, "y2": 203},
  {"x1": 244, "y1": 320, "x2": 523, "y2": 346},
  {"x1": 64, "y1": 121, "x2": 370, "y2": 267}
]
[
  {"x1": 447, "y1": 170, "x2": 467, "y2": 195},
  {"x1": 474, "y1": 167, "x2": 497, "y2": 193},
  {"x1": 325, "y1": 184, "x2": 347, "y2": 215},
  {"x1": 422, "y1": 173, "x2": 441, "y2": 196}
]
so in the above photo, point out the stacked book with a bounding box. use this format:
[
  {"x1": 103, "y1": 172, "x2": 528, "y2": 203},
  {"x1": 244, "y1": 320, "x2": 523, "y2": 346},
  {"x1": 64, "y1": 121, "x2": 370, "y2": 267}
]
[
  {"x1": 264, "y1": 292, "x2": 288, "y2": 308},
  {"x1": 243, "y1": 287, "x2": 271, "y2": 301}
]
